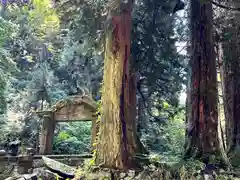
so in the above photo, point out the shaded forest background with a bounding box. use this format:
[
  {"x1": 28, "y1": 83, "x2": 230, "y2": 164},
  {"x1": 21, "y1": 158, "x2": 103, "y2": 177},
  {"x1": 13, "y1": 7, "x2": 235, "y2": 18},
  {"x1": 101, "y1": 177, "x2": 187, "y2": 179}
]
[
  {"x1": 0, "y1": 0, "x2": 187, "y2": 158},
  {"x1": 1, "y1": 0, "x2": 240, "y2": 179}
]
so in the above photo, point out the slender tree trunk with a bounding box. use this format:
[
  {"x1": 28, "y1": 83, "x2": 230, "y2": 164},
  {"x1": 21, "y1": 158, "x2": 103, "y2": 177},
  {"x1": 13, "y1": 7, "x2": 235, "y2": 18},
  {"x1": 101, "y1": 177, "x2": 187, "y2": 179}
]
[
  {"x1": 215, "y1": 34, "x2": 227, "y2": 151},
  {"x1": 95, "y1": 0, "x2": 138, "y2": 169},
  {"x1": 129, "y1": 71, "x2": 137, "y2": 131},
  {"x1": 185, "y1": 0, "x2": 225, "y2": 164},
  {"x1": 137, "y1": 93, "x2": 146, "y2": 137},
  {"x1": 129, "y1": 71, "x2": 148, "y2": 154},
  {"x1": 184, "y1": 59, "x2": 192, "y2": 153}
]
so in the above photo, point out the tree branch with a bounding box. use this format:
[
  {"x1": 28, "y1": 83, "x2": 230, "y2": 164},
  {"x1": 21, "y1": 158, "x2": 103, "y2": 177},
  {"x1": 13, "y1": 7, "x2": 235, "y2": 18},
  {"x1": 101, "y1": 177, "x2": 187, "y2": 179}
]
[
  {"x1": 137, "y1": 78, "x2": 167, "y2": 123},
  {"x1": 210, "y1": 0, "x2": 240, "y2": 11}
]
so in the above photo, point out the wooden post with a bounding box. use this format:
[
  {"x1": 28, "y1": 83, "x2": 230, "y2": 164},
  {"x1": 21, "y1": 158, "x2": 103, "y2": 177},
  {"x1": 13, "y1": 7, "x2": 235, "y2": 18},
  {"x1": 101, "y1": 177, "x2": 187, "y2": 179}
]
[{"x1": 39, "y1": 112, "x2": 55, "y2": 155}]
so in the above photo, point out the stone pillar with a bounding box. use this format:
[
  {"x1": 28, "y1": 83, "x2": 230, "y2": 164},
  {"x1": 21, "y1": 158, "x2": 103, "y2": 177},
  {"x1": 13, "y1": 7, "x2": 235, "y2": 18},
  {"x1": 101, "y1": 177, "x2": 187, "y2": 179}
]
[
  {"x1": 39, "y1": 113, "x2": 55, "y2": 155},
  {"x1": 17, "y1": 155, "x2": 33, "y2": 174}
]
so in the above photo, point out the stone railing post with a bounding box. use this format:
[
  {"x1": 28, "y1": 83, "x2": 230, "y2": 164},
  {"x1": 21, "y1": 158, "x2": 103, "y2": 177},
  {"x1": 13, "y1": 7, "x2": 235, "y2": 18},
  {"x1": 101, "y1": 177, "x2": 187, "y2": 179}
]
[{"x1": 39, "y1": 112, "x2": 55, "y2": 155}]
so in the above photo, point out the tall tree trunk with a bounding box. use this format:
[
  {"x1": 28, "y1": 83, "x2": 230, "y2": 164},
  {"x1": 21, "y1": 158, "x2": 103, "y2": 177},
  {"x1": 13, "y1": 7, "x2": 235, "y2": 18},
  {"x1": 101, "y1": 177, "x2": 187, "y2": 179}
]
[
  {"x1": 221, "y1": 0, "x2": 240, "y2": 165},
  {"x1": 129, "y1": 71, "x2": 137, "y2": 132},
  {"x1": 221, "y1": 17, "x2": 235, "y2": 154},
  {"x1": 184, "y1": 58, "x2": 192, "y2": 152},
  {"x1": 185, "y1": 0, "x2": 225, "y2": 164},
  {"x1": 215, "y1": 32, "x2": 227, "y2": 151},
  {"x1": 222, "y1": 53, "x2": 234, "y2": 152},
  {"x1": 129, "y1": 71, "x2": 148, "y2": 155},
  {"x1": 95, "y1": 0, "x2": 138, "y2": 169},
  {"x1": 137, "y1": 92, "x2": 146, "y2": 137}
]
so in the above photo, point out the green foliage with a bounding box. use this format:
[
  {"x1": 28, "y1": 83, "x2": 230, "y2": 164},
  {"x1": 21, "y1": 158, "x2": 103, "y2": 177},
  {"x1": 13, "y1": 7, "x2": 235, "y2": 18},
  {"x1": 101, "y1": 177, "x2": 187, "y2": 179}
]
[
  {"x1": 132, "y1": 0, "x2": 186, "y2": 110},
  {"x1": 0, "y1": 17, "x2": 18, "y2": 114},
  {"x1": 0, "y1": 0, "x2": 188, "y2": 172},
  {"x1": 53, "y1": 122, "x2": 91, "y2": 154},
  {"x1": 0, "y1": 0, "x2": 104, "y2": 150},
  {"x1": 162, "y1": 109, "x2": 185, "y2": 157},
  {"x1": 133, "y1": 0, "x2": 187, "y2": 156},
  {"x1": 141, "y1": 106, "x2": 185, "y2": 162}
]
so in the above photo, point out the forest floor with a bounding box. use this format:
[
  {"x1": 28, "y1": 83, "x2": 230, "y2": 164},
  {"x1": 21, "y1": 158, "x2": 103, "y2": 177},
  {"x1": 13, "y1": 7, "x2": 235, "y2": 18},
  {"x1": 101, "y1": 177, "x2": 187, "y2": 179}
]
[{"x1": 2, "y1": 157, "x2": 240, "y2": 180}]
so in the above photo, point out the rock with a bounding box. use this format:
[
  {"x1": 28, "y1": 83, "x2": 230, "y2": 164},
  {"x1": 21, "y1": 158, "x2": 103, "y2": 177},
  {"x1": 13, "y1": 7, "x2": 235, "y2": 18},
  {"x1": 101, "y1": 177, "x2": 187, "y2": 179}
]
[
  {"x1": 20, "y1": 173, "x2": 37, "y2": 180},
  {"x1": 69, "y1": 158, "x2": 80, "y2": 166},
  {"x1": 33, "y1": 167, "x2": 59, "y2": 179},
  {"x1": 40, "y1": 169, "x2": 64, "y2": 180},
  {"x1": 5, "y1": 176, "x2": 37, "y2": 180},
  {"x1": 128, "y1": 170, "x2": 135, "y2": 176},
  {"x1": 5, "y1": 176, "x2": 19, "y2": 180},
  {"x1": 5, "y1": 174, "x2": 37, "y2": 180},
  {"x1": 26, "y1": 148, "x2": 36, "y2": 156},
  {"x1": 120, "y1": 172, "x2": 127, "y2": 178},
  {"x1": 135, "y1": 169, "x2": 149, "y2": 180},
  {"x1": 203, "y1": 174, "x2": 215, "y2": 180},
  {"x1": 42, "y1": 156, "x2": 75, "y2": 179},
  {"x1": 0, "y1": 149, "x2": 7, "y2": 156},
  {"x1": 4, "y1": 173, "x2": 37, "y2": 180}
]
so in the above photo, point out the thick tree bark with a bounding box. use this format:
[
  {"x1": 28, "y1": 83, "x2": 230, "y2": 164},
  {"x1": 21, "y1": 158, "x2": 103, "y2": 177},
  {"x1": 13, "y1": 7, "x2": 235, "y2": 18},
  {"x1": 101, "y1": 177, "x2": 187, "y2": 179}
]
[
  {"x1": 221, "y1": 1, "x2": 240, "y2": 165},
  {"x1": 95, "y1": 0, "x2": 138, "y2": 169},
  {"x1": 222, "y1": 23, "x2": 235, "y2": 153},
  {"x1": 185, "y1": 0, "x2": 225, "y2": 164}
]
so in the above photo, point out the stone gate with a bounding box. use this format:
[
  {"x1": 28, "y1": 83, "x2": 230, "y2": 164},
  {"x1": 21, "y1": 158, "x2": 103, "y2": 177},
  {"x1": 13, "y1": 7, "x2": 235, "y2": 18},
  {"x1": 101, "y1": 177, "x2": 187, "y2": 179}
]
[{"x1": 37, "y1": 95, "x2": 98, "y2": 154}]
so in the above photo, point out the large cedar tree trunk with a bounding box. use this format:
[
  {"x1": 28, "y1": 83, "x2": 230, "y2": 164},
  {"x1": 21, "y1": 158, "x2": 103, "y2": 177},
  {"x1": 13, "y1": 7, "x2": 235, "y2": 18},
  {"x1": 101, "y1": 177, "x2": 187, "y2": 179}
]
[
  {"x1": 185, "y1": 0, "x2": 224, "y2": 163},
  {"x1": 221, "y1": 1, "x2": 240, "y2": 165},
  {"x1": 95, "y1": 0, "x2": 138, "y2": 169}
]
